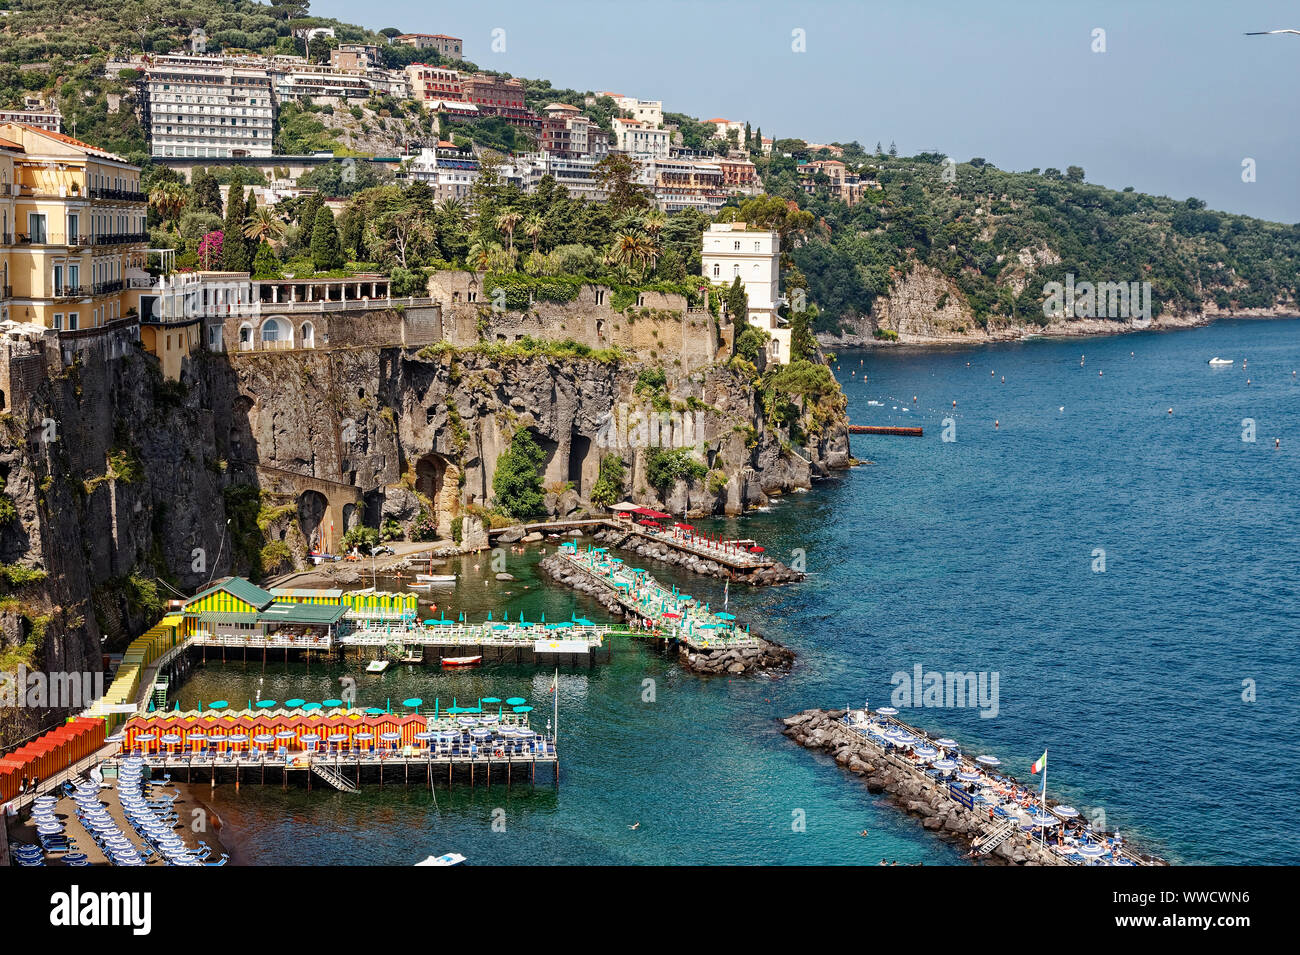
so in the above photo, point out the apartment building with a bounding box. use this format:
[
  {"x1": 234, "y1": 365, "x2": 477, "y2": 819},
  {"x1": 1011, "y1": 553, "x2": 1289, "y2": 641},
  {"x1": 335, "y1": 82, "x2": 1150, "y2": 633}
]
[
  {"x1": 703, "y1": 118, "x2": 747, "y2": 143},
  {"x1": 612, "y1": 117, "x2": 670, "y2": 158},
  {"x1": 0, "y1": 106, "x2": 62, "y2": 133},
  {"x1": 540, "y1": 103, "x2": 609, "y2": 160},
  {"x1": 394, "y1": 34, "x2": 463, "y2": 59},
  {"x1": 461, "y1": 74, "x2": 540, "y2": 131},
  {"x1": 403, "y1": 145, "x2": 480, "y2": 201},
  {"x1": 600, "y1": 92, "x2": 663, "y2": 127},
  {"x1": 798, "y1": 159, "x2": 874, "y2": 206},
  {"x1": 405, "y1": 64, "x2": 465, "y2": 105},
  {"x1": 701, "y1": 221, "x2": 788, "y2": 364},
  {"x1": 330, "y1": 43, "x2": 381, "y2": 71},
  {"x1": 0, "y1": 123, "x2": 147, "y2": 336},
  {"x1": 140, "y1": 55, "x2": 274, "y2": 158}
]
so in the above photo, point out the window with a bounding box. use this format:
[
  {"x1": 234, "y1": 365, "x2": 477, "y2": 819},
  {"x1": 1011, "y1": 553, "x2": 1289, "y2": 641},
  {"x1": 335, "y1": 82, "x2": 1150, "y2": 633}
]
[
  {"x1": 712, "y1": 264, "x2": 720, "y2": 277},
  {"x1": 733, "y1": 241, "x2": 740, "y2": 251},
  {"x1": 28, "y1": 213, "x2": 47, "y2": 244},
  {"x1": 53, "y1": 313, "x2": 63, "y2": 330},
  {"x1": 53, "y1": 265, "x2": 63, "y2": 295},
  {"x1": 67, "y1": 312, "x2": 79, "y2": 330},
  {"x1": 68, "y1": 214, "x2": 79, "y2": 244}
]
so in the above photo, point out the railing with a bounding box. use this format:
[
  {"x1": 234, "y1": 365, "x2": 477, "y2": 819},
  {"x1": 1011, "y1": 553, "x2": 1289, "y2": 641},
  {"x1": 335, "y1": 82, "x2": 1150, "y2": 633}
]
[
  {"x1": 93, "y1": 280, "x2": 124, "y2": 296},
  {"x1": 89, "y1": 188, "x2": 146, "y2": 202},
  {"x1": 90, "y1": 232, "x2": 148, "y2": 246},
  {"x1": 53, "y1": 285, "x2": 91, "y2": 300}
]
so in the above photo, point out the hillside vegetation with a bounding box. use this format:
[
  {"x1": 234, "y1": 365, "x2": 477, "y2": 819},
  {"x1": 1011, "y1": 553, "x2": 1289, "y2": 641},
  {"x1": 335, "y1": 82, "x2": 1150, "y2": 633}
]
[{"x1": 2, "y1": 0, "x2": 1296, "y2": 333}]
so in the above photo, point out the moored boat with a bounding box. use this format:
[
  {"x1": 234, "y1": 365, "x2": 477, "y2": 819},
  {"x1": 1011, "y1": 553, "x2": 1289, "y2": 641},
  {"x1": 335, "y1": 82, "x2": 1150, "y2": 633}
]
[
  {"x1": 366, "y1": 660, "x2": 390, "y2": 673},
  {"x1": 440, "y1": 655, "x2": 481, "y2": 668},
  {"x1": 1208, "y1": 357, "x2": 1233, "y2": 365}
]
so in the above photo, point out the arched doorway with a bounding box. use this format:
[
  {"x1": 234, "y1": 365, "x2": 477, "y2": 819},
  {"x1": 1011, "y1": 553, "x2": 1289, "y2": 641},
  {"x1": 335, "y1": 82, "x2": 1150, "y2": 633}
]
[
  {"x1": 260, "y1": 316, "x2": 292, "y2": 349},
  {"x1": 414, "y1": 452, "x2": 458, "y2": 538},
  {"x1": 298, "y1": 490, "x2": 329, "y2": 552},
  {"x1": 238, "y1": 322, "x2": 254, "y2": 352},
  {"x1": 300, "y1": 321, "x2": 315, "y2": 348}
]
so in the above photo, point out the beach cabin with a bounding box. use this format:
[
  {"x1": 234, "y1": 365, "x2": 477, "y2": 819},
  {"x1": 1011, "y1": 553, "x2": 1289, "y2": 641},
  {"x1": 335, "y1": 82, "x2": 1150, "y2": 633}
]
[{"x1": 182, "y1": 577, "x2": 347, "y2": 648}]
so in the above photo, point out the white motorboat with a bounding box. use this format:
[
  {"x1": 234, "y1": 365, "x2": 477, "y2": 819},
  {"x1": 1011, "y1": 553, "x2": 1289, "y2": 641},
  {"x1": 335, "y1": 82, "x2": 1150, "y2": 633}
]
[
  {"x1": 1207, "y1": 357, "x2": 1234, "y2": 365},
  {"x1": 415, "y1": 574, "x2": 457, "y2": 584}
]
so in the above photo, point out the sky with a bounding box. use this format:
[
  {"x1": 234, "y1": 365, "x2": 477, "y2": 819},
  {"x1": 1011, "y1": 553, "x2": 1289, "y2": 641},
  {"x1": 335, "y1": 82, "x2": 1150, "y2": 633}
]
[{"x1": 312, "y1": 0, "x2": 1300, "y2": 223}]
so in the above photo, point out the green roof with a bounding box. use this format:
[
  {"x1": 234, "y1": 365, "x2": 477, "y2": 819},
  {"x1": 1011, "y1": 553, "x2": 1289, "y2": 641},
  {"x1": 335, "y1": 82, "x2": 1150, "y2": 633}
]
[
  {"x1": 188, "y1": 576, "x2": 276, "y2": 610},
  {"x1": 258, "y1": 603, "x2": 347, "y2": 625},
  {"x1": 271, "y1": 587, "x2": 344, "y2": 599}
]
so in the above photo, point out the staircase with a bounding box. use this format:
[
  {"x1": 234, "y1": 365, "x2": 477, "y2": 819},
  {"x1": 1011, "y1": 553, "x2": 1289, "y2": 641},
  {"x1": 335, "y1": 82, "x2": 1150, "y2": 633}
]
[
  {"x1": 149, "y1": 678, "x2": 169, "y2": 713},
  {"x1": 975, "y1": 818, "x2": 1020, "y2": 856},
  {"x1": 310, "y1": 761, "x2": 359, "y2": 793}
]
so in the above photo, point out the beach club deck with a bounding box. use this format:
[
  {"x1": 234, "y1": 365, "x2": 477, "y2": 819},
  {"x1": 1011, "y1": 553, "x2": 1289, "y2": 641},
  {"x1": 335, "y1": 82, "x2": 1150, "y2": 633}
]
[
  {"x1": 606, "y1": 505, "x2": 776, "y2": 572},
  {"x1": 553, "y1": 541, "x2": 760, "y2": 652},
  {"x1": 115, "y1": 707, "x2": 558, "y2": 790}
]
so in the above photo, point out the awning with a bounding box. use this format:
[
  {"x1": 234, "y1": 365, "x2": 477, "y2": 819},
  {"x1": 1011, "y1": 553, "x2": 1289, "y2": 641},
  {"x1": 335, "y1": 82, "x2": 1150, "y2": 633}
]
[{"x1": 633, "y1": 507, "x2": 672, "y2": 519}]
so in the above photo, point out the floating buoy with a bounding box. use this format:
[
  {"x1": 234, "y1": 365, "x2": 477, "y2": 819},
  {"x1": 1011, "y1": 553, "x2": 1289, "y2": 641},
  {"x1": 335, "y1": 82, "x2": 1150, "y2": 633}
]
[
  {"x1": 1099, "y1": 370, "x2": 1103, "y2": 376},
  {"x1": 991, "y1": 370, "x2": 995, "y2": 376},
  {"x1": 1001, "y1": 376, "x2": 1005, "y2": 383},
  {"x1": 1059, "y1": 406, "x2": 1064, "y2": 412},
  {"x1": 913, "y1": 395, "x2": 917, "y2": 403},
  {"x1": 1168, "y1": 408, "x2": 1173, "y2": 415},
  {"x1": 1247, "y1": 379, "x2": 1251, "y2": 385},
  {"x1": 1275, "y1": 438, "x2": 1281, "y2": 449},
  {"x1": 994, "y1": 420, "x2": 1000, "y2": 429},
  {"x1": 952, "y1": 400, "x2": 957, "y2": 408}
]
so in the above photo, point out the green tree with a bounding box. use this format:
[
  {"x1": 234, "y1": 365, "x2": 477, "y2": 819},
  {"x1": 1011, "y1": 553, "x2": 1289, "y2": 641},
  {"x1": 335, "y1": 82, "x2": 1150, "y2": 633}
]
[
  {"x1": 589, "y1": 454, "x2": 626, "y2": 508},
  {"x1": 491, "y1": 428, "x2": 547, "y2": 519},
  {"x1": 191, "y1": 169, "x2": 223, "y2": 216},
  {"x1": 725, "y1": 275, "x2": 748, "y2": 324},
  {"x1": 252, "y1": 241, "x2": 283, "y2": 279},
  {"x1": 310, "y1": 206, "x2": 345, "y2": 272},
  {"x1": 220, "y1": 176, "x2": 251, "y2": 272},
  {"x1": 594, "y1": 153, "x2": 649, "y2": 215}
]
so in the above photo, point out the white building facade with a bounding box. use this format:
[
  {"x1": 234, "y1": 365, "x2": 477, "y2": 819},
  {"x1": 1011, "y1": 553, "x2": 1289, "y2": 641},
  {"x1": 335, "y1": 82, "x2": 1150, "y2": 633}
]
[
  {"x1": 141, "y1": 56, "x2": 274, "y2": 158},
  {"x1": 701, "y1": 222, "x2": 789, "y2": 364}
]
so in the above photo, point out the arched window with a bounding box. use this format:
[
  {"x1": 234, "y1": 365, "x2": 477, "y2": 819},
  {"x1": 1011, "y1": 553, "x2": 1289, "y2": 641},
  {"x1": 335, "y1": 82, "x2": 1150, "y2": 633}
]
[{"x1": 238, "y1": 322, "x2": 254, "y2": 351}]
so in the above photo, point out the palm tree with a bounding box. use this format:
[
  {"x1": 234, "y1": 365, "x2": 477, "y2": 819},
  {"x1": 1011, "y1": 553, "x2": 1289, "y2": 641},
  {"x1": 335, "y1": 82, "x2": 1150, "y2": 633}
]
[
  {"x1": 610, "y1": 232, "x2": 640, "y2": 272},
  {"x1": 148, "y1": 181, "x2": 187, "y2": 231},
  {"x1": 522, "y1": 214, "x2": 544, "y2": 254},
  {"x1": 643, "y1": 209, "x2": 667, "y2": 238},
  {"x1": 495, "y1": 210, "x2": 523, "y2": 255},
  {"x1": 466, "y1": 237, "x2": 493, "y2": 271},
  {"x1": 243, "y1": 205, "x2": 286, "y2": 245}
]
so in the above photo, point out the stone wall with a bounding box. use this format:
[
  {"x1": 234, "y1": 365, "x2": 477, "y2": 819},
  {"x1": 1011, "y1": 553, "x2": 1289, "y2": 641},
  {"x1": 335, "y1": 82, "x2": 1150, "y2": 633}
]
[{"x1": 427, "y1": 270, "x2": 723, "y2": 370}]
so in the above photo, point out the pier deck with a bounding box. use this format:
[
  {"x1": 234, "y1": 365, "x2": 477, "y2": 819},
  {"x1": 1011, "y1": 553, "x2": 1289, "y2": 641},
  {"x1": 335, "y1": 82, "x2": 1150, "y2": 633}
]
[{"x1": 553, "y1": 544, "x2": 760, "y2": 652}]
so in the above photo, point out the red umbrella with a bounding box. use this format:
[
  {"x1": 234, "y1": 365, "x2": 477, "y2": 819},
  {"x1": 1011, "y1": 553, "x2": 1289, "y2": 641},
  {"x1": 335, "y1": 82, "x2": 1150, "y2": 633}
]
[{"x1": 750, "y1": 545, "x2": 765, "y2": 553}]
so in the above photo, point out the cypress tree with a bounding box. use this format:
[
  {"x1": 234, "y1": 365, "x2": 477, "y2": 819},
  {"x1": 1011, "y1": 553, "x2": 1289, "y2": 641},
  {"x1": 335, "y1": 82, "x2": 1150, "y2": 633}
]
[
  {"x1": 192, "y1": 170, "x2": 222, "y2": 216},
  {"x1": 221, "y1": 181, "x2": 250, "y2": 273},
  {"x1": 310, "y1": 206, "x2": 344, "y2": 273}
]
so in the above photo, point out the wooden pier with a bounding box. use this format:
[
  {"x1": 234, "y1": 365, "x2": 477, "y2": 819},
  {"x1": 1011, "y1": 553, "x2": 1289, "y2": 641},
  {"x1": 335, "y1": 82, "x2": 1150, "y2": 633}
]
[
  {"x1": 108, "y1": 750, "x2": 558, "y2": 790},
  {"x1": 848, "y1": 425, "x2": 924, "y2": 436}
]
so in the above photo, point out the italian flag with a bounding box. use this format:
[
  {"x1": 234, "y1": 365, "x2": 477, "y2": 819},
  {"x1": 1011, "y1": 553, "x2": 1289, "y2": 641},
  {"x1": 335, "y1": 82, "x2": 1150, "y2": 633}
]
[{"x1": 1031, "y1": 750, "x2": 1047, "y2": 774}]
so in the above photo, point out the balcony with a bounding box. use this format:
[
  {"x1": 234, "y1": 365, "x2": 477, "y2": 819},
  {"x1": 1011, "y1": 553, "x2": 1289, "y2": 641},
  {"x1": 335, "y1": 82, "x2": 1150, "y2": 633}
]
[
  {"x1": 89, "y1": 188, "x2": 147, "y2": 202},
  {"x1": 90, "y1": 233, "x2": 148, "y2": 246},
  {"x1": 93, "y1": 280, "x2": 125, "y2": 296},
  {"x1": 53, "y1": 286, "x2": 91, "y2": 301}
]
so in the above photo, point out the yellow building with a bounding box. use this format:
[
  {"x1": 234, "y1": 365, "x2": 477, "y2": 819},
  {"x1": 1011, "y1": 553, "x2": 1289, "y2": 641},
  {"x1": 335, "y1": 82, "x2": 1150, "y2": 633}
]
[{"x1": 0, "y1": 122, "x2": 147, "y2": 335}]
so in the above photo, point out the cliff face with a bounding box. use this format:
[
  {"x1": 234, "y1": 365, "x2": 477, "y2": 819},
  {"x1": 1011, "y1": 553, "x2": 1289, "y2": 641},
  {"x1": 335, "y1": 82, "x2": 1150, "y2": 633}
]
[{"x1": 0, "y1": 340, "x2": 849, "y2": 743}]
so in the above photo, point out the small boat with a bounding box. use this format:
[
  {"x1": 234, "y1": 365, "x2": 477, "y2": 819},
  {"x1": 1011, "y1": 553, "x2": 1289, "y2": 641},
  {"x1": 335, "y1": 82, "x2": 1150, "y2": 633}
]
[
  {"x1": 1207, "y1": 357, "x2": 1233, "y2": 365},
  {"x1": 440, "y1": 655, "x2": 481, "y2": 669},
  {"x1": 415, "y1": 574, "x2": 457, "y2": 584},
  {"x1": 416, "y1": 852, "x2": 467, "y2": 866},
  {"x1": 366, "y1": 660, "x2": 390, "y2": 673}
]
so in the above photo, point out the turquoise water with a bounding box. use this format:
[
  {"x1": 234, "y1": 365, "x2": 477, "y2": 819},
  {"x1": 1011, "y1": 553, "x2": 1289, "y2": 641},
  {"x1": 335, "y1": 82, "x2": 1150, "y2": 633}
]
[{"x1": 186, "y1": 318, "x2": 1300, "y2": 865}]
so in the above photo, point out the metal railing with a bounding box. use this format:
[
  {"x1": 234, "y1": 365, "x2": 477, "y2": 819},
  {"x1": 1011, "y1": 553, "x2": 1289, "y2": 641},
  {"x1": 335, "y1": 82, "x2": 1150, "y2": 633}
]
[{"x1": 89, "y1": 188, "x2": 146, "y2": 202}]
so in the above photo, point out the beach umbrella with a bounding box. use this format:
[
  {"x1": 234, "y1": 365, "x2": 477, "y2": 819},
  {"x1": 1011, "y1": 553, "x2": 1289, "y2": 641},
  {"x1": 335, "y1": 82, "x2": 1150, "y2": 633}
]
[
  {"x1": 933, "y1": 759, "x2": 958, "y2": 772},
  {"x1": 876, "y1": 706, "x2": 899, "y2": 716},
  {"x1": 285, "y1": 699, "x2": 306, "y2": 708},
  {"x1": 482, "y1": 697, "x2": 502, "y2": 704},
  {"x1": 322, "y1": 699, "x2": 343, "y2": 708},
  {"x1": 365, "y1": 707, "x2": 384, "y2": 715},
  {"x1": 935, "y1": 738, "x2": 958, "y2": 748},
  {"x1": 253, "y1": 734, "x2": 275, "y2": 745},
  {"x1": 975, "y1": 755, "x2": 1001, "y2": 767},
  {"x1": 1076, "y1": 844, "x2": 1106, "y2": 859},
  {"x1": 1031, "y1": 813, "x2": 1059, "y2": 827},
  {"x1": 256, "y1": 700, "x2": 277, "y2": 708},
  {"x1": 956, "y1": 771, "x2": 982, "y2": 783},
  {"x1": 1053, "y1": 805, "x2": 1079, "y2": 818},
  {"x1": 403, "y1": 698, "x2": 423, "y2": 709},
  {"x1": 328, "y1": 733, "x2": 349, "y2": 743},
  {"x1": 512, "y1": 705, "x2": 533, "y2": 713},
  {"x1": 208, "y1": 700, "x2": 228, "y2": 710},
  {"x1": 914, "y1": 745, "x2": 939, "y2": 759},
  {"x1": 506, "y1": 697, "x2": 527, "y2": 706}
]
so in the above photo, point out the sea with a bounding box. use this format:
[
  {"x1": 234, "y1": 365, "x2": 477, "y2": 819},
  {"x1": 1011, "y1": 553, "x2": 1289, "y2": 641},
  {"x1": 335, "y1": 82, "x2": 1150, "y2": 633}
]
[{"x1": 178, "y1": 317, "x2": 1300, "y2": 865}]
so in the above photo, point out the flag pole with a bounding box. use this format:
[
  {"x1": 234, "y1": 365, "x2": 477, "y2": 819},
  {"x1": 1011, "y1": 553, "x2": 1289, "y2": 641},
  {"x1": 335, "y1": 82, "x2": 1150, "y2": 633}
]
[
  {"x1": 1040, "y1": 747, "x2": 1048, "y2": 846},
  {"x1": 553, "y1": 667, "x2": 559, "y2": 745}
]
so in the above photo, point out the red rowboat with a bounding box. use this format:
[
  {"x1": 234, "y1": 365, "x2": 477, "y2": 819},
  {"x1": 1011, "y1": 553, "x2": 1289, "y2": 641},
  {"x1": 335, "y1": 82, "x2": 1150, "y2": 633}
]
[{"x1": 441, "y1": 655, "x2": 482, "y2": 668}]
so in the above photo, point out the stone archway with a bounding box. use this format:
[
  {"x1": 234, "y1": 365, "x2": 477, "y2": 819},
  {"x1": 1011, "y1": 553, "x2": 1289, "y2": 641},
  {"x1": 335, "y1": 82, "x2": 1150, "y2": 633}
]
[
  {"x1": 298, "y1": 489, "x2": 329, "y2": 551},
  {"x1": 414, "y1": 451, "x2": 460, "y2": 538}
]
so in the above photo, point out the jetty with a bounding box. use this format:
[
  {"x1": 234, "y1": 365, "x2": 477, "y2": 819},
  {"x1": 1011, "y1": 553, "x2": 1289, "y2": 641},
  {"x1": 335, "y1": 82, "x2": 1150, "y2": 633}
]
[
  {"x1": 848, "y1": 425, "x2": 923, "y2": 436},
  {"x1": 783, "y1": 708, "x2": 1163, "y2": 866},
  {"x1": 539, "y1": 542, "x2": 793, "y2": 675}
]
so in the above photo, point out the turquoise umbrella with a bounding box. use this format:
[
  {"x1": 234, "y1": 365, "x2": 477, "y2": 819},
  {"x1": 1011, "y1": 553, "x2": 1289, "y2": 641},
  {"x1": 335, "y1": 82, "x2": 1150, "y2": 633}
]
[
  {"x1": 302, "y1": 702, "x2": 322, "y2": 711},
  {"x1": 322, "y1": 699, "x2": 342, "y2": 707},
  {"x1": 365, "y1": 707, "x2": 384, "y2": 715},
  {"x1": 403, "y1": 698, "x2": 423, "y2": 709},
  {"x1": 208, "y1": 700, "x2": 228, "y2": 710},
  {"x1": 512, "y1": 705, "x2": 533, "y2": 713},
  {"x1": 506, "y1": 697, "x2": 526, "y2": 705},
  {"x1": 286, "y1": 699, "x2": 306, "y2": 708},
  {"x1": 482, "y1": 697, "x2": 502, "y2": 704},
  {"x1": 256, "y1": 700, "x2": 277, "y2": 708}
]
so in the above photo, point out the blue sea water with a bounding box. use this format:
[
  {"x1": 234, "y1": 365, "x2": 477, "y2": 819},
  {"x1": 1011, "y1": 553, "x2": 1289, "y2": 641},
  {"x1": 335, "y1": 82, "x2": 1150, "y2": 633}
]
[{"x1": 187, "y1": 318, "x2": 1300, "y2": 865}]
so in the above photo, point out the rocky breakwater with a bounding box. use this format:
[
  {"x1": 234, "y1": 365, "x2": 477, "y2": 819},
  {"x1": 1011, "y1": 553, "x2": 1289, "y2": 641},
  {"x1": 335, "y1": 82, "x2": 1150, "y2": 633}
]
[
  {"x1": 537, "y1": 553, "x2": 793, "y2": 675},
  {"x1": 590, "y1": 527, "x2": 803, "y2": 585},
  {"x1": 782, "y1": 709, "x2": 1065, "y2": 866}
]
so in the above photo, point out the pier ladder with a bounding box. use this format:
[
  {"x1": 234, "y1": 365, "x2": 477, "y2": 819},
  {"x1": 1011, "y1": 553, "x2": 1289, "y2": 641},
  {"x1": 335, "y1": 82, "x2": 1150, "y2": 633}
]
[
  {"x1": 975, "y1": 818, "x2": 1020, "y2": 856},
  {"x1": 310, "y1": 761, "x2": 360, "y2": 793}
]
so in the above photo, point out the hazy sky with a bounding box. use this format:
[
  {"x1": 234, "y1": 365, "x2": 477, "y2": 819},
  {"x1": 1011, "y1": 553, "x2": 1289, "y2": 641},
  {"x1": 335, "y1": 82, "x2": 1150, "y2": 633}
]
[{"x1": 312, "y1": 0, "x2": 1300, "y2": 222}]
